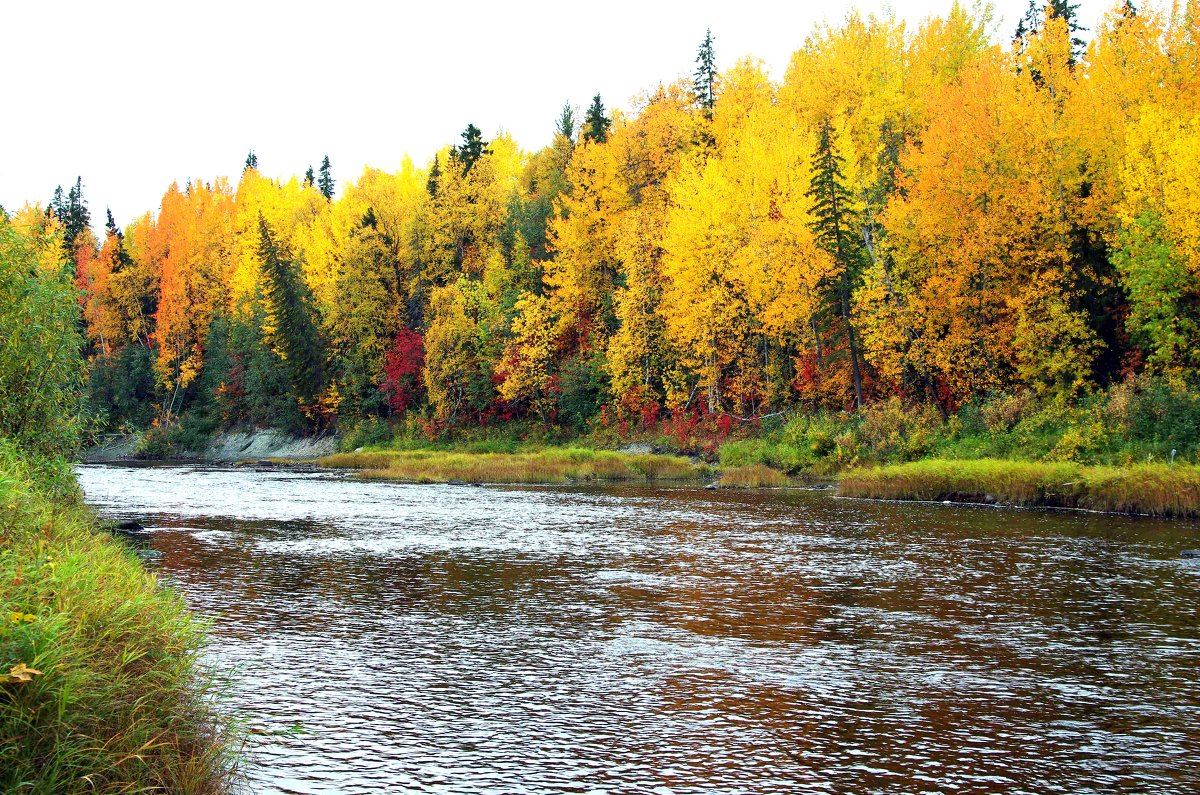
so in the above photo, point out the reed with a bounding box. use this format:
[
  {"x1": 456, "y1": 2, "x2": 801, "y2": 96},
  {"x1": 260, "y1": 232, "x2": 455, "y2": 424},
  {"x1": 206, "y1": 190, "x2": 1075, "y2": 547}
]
[
  {"x1": 838, "y1": 457, "x2": 1200, "y2": 517},
  {"x1": 0, "y1": 443, "x2": 238, "y2": 794}
]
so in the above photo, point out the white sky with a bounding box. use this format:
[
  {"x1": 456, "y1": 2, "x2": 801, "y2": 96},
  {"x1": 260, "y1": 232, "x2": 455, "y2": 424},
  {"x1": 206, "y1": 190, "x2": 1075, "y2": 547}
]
[{"x1": 1, "y1": 0, "x2": 1114, "y2": 229}]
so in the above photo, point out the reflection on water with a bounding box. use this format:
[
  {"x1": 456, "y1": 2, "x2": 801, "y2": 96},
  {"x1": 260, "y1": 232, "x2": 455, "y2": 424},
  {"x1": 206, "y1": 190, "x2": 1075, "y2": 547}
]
[{"x1": 77, "y1": 464, "x2": 1200, "y2": 794}]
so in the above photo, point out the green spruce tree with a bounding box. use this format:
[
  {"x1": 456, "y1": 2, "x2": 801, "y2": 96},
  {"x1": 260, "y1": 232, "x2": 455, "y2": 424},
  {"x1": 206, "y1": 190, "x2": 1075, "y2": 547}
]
[
  {"x1": 304, "y1": 166, "x2": 315, "y2": 187},
  {"x1": 318, "y1": 155, "x2": 334, "y2": 200},
  {"x1": 556, "y1": 103, "x2": 576, "y2": 143},
  {"x1": 257, "y1": 213, "x2": 323, "y2": 403},
  {"x1": 582, "y1": 94, "x2": 611, "y2": 144},
  {"x1": 457, "y1": 124, "x2": 490, "y2": 175},
  {"x1": 806, "y1": 117, "x2": 865, "y2": 408},
  {"x1": 427, "y1": 154, "x2": 442, "y2": 197},
  {"x1": 693, "y1": 28, "x2": 717, "y2": 114},
  {"x1": 244, "y1": 150, "x2": 258, "y2": 171}
]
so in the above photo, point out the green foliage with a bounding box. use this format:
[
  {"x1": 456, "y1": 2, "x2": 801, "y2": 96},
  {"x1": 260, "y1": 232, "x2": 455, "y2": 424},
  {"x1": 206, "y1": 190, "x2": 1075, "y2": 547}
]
[
  {"x1": 0, "y1": 440, "x2": 238, "y2": 793},
  {"x1": 0, "y1": 221, "x2": 84, "y2": 457},
  {"x1": 86, "y1": 344, "x2": 157, "y2": 432},
  {"x1": 1113, "y1": 210, "x2": 1200, "y2": 371},
  {"x1": 558, "y1": 350, "x2": 611, "y2": 431},
  {"x1": 338, "y1": 416, "x2": 394, "y2": 452}
]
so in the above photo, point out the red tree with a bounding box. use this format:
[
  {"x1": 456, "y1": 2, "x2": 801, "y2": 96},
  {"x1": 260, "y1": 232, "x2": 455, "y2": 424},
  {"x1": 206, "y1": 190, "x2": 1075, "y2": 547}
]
[{"x1": 380, "y1": 329, "x2": 425, "y2": 412}]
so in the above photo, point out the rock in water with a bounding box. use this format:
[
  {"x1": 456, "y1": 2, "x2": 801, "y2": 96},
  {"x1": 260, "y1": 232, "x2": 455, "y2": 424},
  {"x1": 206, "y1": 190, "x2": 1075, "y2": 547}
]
[
  {"x1": 116, "y1": 520, "x2": 145, "y2": 532},
  {"x1": 1182, "y1": 550, "x2": 1200, "y2": 559}
]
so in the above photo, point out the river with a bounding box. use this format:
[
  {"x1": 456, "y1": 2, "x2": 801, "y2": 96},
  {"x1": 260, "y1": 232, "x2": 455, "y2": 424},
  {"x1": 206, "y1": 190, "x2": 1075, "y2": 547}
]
[{"x1": 76, "y1": 464, "x2": 1200, "y2": 794}]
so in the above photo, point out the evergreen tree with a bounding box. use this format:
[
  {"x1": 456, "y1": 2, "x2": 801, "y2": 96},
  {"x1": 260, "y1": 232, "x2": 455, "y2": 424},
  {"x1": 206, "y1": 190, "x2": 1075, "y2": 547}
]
[
  {"x1": 806, "y1": 117, "x2": 865, "y2": 408},
  {"x1": 427, "y1": 154, "x2": 442, "y2": 197},
  {"x1": 457, "y1": 124, "x2": 490, "y2": 175},
  {"x1": 556, "y1": 103, "x2": 576, "y2": 142},
  {"x1": 49, "y1": 177, "x2": 91, "y2": 257},
  {"x1": 244, "y1": 150, "x2": 258, "y2": 170},
  {"x1": 257, "y1": 214, "x2": 323, "y2": 402},
  {"x1": 104, "y1": 208, "x2": 122, "y2": 242},
  {"x1": 1048, "y1": 0, "x2": 1087, "y2": 66},
  {"x1": 304, "y1": 166, "x2": 315, "y2": 187},
  {"x1": 693, "y1": 28, "x2": 717, "y2": 113},
  {"x1": 582, "y1": 94, "x2": 612, "y2": 144},
  {"x1": 318, "y1": 155, "x2": 334, "y2": 200}
]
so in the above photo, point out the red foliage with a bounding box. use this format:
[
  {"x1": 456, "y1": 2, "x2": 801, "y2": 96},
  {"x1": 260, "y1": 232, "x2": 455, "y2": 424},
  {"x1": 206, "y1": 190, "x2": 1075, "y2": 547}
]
[{"x1": 380, "y1": 329, "x2": 425, "y2": 412}]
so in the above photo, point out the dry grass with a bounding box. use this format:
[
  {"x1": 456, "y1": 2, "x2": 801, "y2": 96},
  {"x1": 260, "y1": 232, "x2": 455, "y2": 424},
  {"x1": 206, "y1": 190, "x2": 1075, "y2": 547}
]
[
  {"x1": 321, "y1": 447, "x2": 706, "y2": 484},
  {"x1": 717, "y1": 464, "x2": 791, "y2": 489},
  {"x1": 838, "y1": 457, "x2": 1200, "y2": 518}
]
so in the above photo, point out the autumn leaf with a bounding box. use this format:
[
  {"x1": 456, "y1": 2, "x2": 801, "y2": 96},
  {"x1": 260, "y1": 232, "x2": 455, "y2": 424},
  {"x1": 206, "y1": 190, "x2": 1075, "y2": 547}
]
[{"x1": 5, "y1": 663, "x2": 43, "y2": 683}]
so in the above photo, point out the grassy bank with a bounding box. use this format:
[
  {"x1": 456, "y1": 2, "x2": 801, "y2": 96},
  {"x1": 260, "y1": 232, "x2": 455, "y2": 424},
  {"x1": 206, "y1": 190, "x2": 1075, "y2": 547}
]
[
  {"x1": 0, "y1": 443, "x2": 236, "y2": 794},
  {"x1": 321, "y1": 446, "x2": 706, "y2": 484},
  {"x1": 838, "y1": 458, "x2": 1200, "y2": 518}
]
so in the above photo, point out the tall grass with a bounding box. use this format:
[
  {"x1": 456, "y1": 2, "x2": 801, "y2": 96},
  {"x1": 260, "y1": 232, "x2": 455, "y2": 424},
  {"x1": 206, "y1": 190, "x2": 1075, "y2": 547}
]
[
  {"x1": 717, "y1": 464, "x2": 791, "y2": 488},
  {"x1": 838, "y1": 457, "x2": 1200, "y2": 518},
  {"x1": 0, "y1": 442, "x2": 237, "y2": 794},
  {"x1": 321, "y1": 447, "x2": 705, "y2": 484}
]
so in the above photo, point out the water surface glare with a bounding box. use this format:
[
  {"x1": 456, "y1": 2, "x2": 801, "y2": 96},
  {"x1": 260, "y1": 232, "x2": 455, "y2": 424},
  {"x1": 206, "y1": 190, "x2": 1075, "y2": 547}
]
[{"x1": 77, "y1": 464, "x2": 1200, "y2": 794}]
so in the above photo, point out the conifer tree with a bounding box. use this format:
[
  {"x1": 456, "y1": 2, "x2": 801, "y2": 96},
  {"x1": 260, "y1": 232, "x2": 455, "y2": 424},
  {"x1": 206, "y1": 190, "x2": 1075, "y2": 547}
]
[
  {"x1": 105, "y1": 208, "x2": 121, "y2": 241},
  {"x1": 304, "y1": 166, "x2": 315, "y2": 187},
  {"x1": 244, "y1": 150, "x2": 258, "y2": 170},
  {"x1": 49, "y1": 177, "x2": 91, "y2": 258},
  {"x1": 693, "y1": 28, "x2": 717, "y2": 114},
  {"x1": 582, "y1": 94, "x2": 611, "y2": 144},
  {"x1": 457, "y1": 125, "x2": 490, "y2": 175},
  {"x1": 806, "y1": 117, "x2": 865, "y2": 408},
  {"x1": 257, "y1": 214, "x2": 323, "y2": 402},
  {"x1": 556, "y1": 103, "x2": 576, "y2": 142},
  {"x1": 1048, "y1": 0, "x2": 1087, "y2": 66},
  {"x1": 427, "y1": 154, "x2": 442, "y2": 197},
  {"x1": 318, "y1": 155, "x2": 334, "y2": 200}
]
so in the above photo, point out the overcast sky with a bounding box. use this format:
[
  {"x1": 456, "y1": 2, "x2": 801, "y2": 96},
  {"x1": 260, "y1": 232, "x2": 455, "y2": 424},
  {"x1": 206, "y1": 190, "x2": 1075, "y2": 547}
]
[{"x1": 1, "y1": 0, "x2": 1114, "y2": 228}]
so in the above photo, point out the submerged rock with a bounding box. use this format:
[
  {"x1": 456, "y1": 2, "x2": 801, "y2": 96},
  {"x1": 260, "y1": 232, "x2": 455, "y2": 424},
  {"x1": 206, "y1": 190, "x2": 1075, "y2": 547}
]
[{"x1": 1182, "y1": 550, "x2": 1200, "y2": 558}]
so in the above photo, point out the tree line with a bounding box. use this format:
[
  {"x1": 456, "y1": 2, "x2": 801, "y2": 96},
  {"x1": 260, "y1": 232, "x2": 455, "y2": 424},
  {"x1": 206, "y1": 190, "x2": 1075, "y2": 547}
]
[{"x1": 9, "y1": 1, "x2": 1200, "y2": 440}]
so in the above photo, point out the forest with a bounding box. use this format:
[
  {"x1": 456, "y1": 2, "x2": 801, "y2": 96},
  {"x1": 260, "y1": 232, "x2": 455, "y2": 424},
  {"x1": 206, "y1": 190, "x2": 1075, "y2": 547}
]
[{"x1": 7, "y1": 0, "x2": 1200, "y2": 466}]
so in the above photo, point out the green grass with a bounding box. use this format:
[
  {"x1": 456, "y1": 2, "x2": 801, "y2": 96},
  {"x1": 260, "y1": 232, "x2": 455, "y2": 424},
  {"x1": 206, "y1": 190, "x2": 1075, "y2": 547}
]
[
  {"x1": 0, "y1": 441, "x2": 237, "y2": 794},
  {"x1": 321, "y1": 446, "x2": 706, "y2": 484},
  {"x1": 838, "y1": 457, "x2": 1200, "y2": 518}
]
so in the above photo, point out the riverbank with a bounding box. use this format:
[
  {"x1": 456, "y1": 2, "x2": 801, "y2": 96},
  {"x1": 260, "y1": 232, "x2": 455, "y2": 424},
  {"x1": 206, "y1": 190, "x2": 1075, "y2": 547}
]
[
  {"x1": 0, "y1": 442, "x2": 237, "y2": 793},
  {"x1": 84, "y1": 428, "x2": 338, "y2": 464},
  {"x1": 838, "y1": 458, "x2": 1200, "y2": 518}
]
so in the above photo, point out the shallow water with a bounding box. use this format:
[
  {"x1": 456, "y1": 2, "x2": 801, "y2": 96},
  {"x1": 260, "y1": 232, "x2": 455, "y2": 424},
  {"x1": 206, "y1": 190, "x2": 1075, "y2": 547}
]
[{"x1": 77, "y1": 464, "x2": 1200, "y2": 794}]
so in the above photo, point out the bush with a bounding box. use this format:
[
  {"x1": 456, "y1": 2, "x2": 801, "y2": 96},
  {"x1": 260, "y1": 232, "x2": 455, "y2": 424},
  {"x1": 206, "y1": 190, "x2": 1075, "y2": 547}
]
[
  {"x1": 0, "y1": 219, "x2": 84, "y2": 458},
  {"x1": 339, "y1": 416, "x2": 394, "y2": 452}
]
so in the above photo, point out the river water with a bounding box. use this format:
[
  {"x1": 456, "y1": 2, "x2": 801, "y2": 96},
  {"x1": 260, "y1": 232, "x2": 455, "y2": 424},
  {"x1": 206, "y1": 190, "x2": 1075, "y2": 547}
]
[{"x1": 76, "y1": 464, "x2": 1200, "y2": 794}]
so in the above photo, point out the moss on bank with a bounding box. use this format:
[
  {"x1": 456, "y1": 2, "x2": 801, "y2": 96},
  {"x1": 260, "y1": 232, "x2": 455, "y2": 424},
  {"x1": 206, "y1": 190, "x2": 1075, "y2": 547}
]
[
  {"x1": 0, "y1": 443, "x2": 237, "y2": 794},
  {"x1": 321, "y1": 446, "x2": 706, "y2": 484},
  {"x1": 838, "y1": 458, "x2": 1200, "y2": 518}
]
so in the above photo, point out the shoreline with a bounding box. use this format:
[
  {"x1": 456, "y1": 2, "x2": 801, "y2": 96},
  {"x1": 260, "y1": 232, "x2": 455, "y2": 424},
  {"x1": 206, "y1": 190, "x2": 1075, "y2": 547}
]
[{"x1": 80, "y1": 437, "x2": 1200, "y2": 520}]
